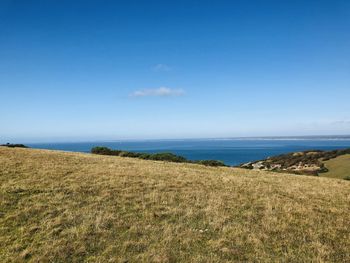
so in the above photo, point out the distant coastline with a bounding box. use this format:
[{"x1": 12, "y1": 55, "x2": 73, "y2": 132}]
[
  {"x1": 14, "y1": 134, "x2": 350, "y2": 145},
  {"x1": 206, "y1": 135, "x2": 350, "y2": 141}
]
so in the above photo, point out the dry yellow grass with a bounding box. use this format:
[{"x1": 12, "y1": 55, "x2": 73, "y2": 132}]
[{"x1": 1, "y1": 147, "x2": 350, "y2": 262}]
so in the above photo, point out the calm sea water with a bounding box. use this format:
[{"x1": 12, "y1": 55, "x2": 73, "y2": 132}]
[{"x1": 28, "y1": 138, "x2": 350, "y2": 166}]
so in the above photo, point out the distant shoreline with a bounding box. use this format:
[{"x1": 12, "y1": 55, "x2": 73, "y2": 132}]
[{"x1": 13, "y1": 135, "x2": 350, "y2": 145}]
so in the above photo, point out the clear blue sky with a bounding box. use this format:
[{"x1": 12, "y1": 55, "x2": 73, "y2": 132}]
[{"x1": 1, "y1": 0, "x2": 350, "y2": 142}]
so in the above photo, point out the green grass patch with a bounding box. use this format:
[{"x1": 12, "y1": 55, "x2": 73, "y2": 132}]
[{"x1": 321, "y1": 154, "x2": 350, "y2": 179}]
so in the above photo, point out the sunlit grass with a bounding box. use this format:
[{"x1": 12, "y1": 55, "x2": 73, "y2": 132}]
[
  {"x1": 1, "y1": 147, "x2": 349, "y2": 262},
  {"x1": 322, "y1": 154, "x2": 350, "y2": 179}
]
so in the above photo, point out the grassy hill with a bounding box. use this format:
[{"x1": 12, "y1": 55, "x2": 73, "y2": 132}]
[
  {"x1": 321, "y1": 154, "x2": 350, "y2": 179},
  {"x1": 1, "y1": 147, "x2": 349, "y2": 262}
]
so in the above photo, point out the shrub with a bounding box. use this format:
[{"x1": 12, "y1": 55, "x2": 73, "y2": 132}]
[
  {"x1": 195, "y1": 160, "x2": 226, "y2": 167},
  {"x1": 318, "y1": 166, "x2": 329, "y2": 173},
  {"x1": 138, "y1": 153, "x2": 151, "y2": 159},
  {"x1": 344, "y1": 176, "x2": 350, "y2": 181},
  {"x1": 90, "y1": 147, "x2": 227, "y2": 167},
  {"x1": 1, "y1": 143, "x2": 28, "y2": 148},
  {"x1": 91, "y1": 146, "x2": 122, "y2": 156},
  {"x1": 119, "y1": 151, "x2": 142, "y2": 158},
  {"x1": 91, "y1": 147, "x2": 113, "y2": 155},
  {"x1": 148, "y1": 152, "x2": 188, "y2": 163}
]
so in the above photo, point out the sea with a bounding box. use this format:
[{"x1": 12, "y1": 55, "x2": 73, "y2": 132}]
[{"x1": 27, "y1": 136, "x2": 350, "y2": 166}]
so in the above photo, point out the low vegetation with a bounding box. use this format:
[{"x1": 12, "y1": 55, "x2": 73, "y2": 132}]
[
  {"x1": 0, "y1": 143, "x2": 28, "y2": 148},
  {"x1": 239, "y1": 148, "x2": 350, "y2": 176},
  {"x1": 91, "y1": 146, "x2": 226, "y2": 167},
  {"x1": 1, "y1": 147, "x2": 349, "y2": 262}
]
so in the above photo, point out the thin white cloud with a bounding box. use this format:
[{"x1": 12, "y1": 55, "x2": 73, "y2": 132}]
[
  {"x1": 131, "y1": 87, "x2": 185, "y2": 97},
  {"x1": 152, "y1": 64, "x2": 171, "y2": 72}
]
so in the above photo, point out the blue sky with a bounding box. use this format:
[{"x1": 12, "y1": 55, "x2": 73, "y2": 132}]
[{"x1": 1, "y1": 0, "x2": 350, "y2": 142}]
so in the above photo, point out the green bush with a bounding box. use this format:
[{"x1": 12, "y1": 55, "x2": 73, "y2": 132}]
[
  {"x1": 344, "y1": 176, "x2": 350, "y2": 181},
  {"x1": 90, "y1": 147, "x2": 227, "y2": 167},
  {"x1": 91, "y1": 147, "x2": 121, "y2": 156},
  {"x1": 119, "y1": 151, "x2": 142, "y2": 158},
  {"x1": 1, "y1": 143, "x2": 28, "y2": 148},
  {"x1": 195, "y1": 160, "x2": 226, "y2": 167},
  {"x1": 138, "y1": 153, "x2": 151, "y2": 159},
  {"x1": 148, "y1": 152, "x2": 188, "y2": 163},
  {"x1": 92, "y1": 147, "x2": 112, "y2": 155}
]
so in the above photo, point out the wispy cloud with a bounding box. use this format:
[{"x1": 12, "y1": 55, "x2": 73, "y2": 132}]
[
  {"x1": 152, "y1": 64, "x2": 171, "y2": 72},
  {"x1": 130, "y1": 87, "x2": 185, "y2": 97}
]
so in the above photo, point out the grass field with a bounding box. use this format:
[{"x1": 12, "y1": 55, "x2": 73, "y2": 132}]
[
  {"x1": 321, "y1": 154, "x2": 350, "y2": 179},
  {"x1": 1, "y1": 147, "x2": 350, "y2": 262}
]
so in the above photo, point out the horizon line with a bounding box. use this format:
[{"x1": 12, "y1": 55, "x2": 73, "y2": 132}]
[{"x1": 6, "y1": 134, "x2": 350, "y2": 144}]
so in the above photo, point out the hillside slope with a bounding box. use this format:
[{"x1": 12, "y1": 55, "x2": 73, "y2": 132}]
[
  {"x1": 322, "y1": 154, "x2": 350, "y2": 179},
  {"x1": 239, "y1": 148, "x2": 350, "y2": 178},
  {"x1": 0, "y1": 147, "x2": 349, "y2": 262}
]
